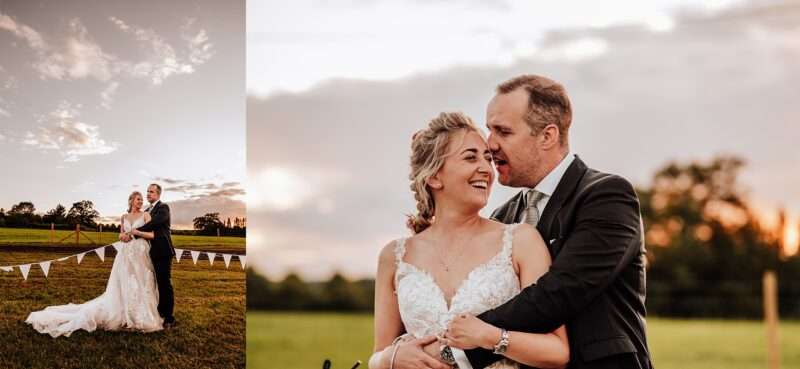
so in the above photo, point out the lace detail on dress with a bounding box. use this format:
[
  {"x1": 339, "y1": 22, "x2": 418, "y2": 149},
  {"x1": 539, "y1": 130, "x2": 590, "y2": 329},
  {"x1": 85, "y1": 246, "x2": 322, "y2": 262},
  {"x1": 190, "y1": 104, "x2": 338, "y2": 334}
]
[
  {"x1": 394, "y1": 224, "x2": 521, "y2": 369},
  {"x1": 25, "y1": 215, "x2": 163, "y2": 337}
]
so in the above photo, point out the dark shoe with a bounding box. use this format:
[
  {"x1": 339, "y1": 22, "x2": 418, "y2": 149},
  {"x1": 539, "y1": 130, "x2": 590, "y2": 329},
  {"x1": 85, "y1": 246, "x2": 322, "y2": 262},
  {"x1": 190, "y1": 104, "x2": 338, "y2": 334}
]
[{"x1": 164, "y1": 319, "x2": 178, "y2": 329}]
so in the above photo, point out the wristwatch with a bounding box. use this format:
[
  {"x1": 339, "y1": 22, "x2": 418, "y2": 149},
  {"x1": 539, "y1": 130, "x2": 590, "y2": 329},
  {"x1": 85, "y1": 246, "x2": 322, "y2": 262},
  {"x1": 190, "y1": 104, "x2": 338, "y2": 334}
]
[
  {"x1": 492, "y1": 329, "x2": 509, "y2": 355},
  {"x1": 440, "y1": 345, "x2": 458, "y2": 367}
]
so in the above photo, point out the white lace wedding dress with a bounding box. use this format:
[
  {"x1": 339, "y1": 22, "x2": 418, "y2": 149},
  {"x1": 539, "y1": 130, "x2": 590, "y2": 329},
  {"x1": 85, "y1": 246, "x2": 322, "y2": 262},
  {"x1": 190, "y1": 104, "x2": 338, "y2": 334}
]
[
  {"x1": 394, "y1": 223, "x2": 521, "y2": 369},
  {"x1": 25, "y1": 215, "x2": 163, "y2": 337}
]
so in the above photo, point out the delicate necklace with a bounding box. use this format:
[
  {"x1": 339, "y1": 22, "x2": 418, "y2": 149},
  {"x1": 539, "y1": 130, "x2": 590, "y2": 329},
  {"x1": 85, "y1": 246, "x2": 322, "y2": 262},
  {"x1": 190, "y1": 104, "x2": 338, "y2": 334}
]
[{"x1": 438, "y1": 236, "x2": 471, "y2": 273}]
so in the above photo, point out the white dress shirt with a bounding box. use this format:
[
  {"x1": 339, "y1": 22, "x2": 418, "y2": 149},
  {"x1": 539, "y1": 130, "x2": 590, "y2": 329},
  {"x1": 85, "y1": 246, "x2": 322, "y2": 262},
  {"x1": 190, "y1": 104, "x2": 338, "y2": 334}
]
[{"x1": 452, "y1": 152, "x2": 575, "y2": 369}]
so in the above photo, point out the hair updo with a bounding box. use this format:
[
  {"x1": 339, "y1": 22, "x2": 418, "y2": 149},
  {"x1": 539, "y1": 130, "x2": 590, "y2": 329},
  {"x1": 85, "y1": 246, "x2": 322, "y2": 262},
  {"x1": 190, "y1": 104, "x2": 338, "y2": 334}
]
[
  {"x1": 128, "y1": 191, "x2": 143, "y2": 213},
  {"x1": 407, "y1": 112, "x2": 482, "y2": 234}
]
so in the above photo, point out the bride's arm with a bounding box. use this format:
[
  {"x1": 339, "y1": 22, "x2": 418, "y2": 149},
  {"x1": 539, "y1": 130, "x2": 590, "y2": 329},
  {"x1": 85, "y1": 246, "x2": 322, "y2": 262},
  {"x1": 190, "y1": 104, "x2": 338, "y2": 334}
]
[
  {"x1": 447, "y1": 225, "x2": 569, "y2": 369},
  {"x1": 369, "y1": 242, "x2": 406, "y2": 369},
  {"x1": 131, "y1": 213, "x2": 155, "y2": 240},
  {"x1": 119, "y1": 215, "x2": 129, "y2": 241}
]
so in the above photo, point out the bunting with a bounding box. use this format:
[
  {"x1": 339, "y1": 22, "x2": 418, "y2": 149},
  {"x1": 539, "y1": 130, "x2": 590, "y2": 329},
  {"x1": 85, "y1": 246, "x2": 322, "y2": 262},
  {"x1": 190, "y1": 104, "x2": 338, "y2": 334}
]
[{"x1": 1, "y1": 244, "x2": 246, "y2": 281}]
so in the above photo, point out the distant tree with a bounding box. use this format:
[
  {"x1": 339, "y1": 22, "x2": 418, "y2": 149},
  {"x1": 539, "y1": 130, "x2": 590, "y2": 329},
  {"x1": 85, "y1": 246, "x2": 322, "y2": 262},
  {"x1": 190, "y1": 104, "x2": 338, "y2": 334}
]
[
  {"x1": 43, "y1": 204, "x2": 68, "y2": 224},
  {"x1": 9, "y1": 201, "x2": 36, "y2": 215},
  {"x1": 7, "y1": 201, "x2": 37, "y2": 226},
  {"x1": 67, "y1": 200, "x2": 100, "y2": 227},
  {"x1": 193, "y1": 212, "x2": 224, "y2": 235}
]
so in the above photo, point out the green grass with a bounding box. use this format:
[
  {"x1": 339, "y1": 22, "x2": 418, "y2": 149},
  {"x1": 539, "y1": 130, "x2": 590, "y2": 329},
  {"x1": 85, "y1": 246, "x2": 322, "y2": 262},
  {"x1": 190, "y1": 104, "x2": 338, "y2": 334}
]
[
  {"x1": 246, "y1": 312, "x2": 800, "y2": 369},
  {"x1": 0, "y1": 237, "x2": 245, "y2": 369},
  {"x1": 0, "y1": 226, "x2": 245, "y2": 249}
]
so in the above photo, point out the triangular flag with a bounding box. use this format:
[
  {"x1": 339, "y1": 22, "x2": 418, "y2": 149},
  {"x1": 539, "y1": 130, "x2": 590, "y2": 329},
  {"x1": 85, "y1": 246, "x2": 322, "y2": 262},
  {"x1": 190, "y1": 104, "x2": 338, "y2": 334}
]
[
  {"x1": 222, "y1": 254, "x2": 232, "y2": 268},
  {"x1": 190, "y1": 250, "x2": 200, "y2": 265},
  {"x1": 238, "y1": 255, "x2": 246, "y2": 269},
  {"x1": 113, "y1": 243, "x2": 123, "y2": 252},
  {"x1": 0, "y1": 266, "x2": 12, "y2": 272},
  {"x1": 175, "y1": 248, "x2": 184, "y2": 263},
  {"x1": 57, "y1": 256, "x2": 70, "y2": 262},
  {"x1": 39, "y1": 261, "x2": 52, "y2": 278},
  {"x1": 207, "y1": 252, "x2": 216, "y2": 266},
  {"x1": 20, "y1": 264, "x2": 31, "y2": 281},
  {"x1": 77, "y1": 252, "x2": 86, "y2": 264},
  {"x1": 95, "y1": 246, "x2": 106, "y2": 262}
]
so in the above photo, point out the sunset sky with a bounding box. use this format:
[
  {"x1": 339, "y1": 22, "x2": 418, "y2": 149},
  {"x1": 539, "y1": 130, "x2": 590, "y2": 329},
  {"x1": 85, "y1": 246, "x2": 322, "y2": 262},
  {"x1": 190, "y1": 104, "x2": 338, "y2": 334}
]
[
  {"x1": 247, "y1": 0, "x2": 800, "y2": 280},
  {"x1": 0, "y1": 0, "x2": 245, "y2": 228}
]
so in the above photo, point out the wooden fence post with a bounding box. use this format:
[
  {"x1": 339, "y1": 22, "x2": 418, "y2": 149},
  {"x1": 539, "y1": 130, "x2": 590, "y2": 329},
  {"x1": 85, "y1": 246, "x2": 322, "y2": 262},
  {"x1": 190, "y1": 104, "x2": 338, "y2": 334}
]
[
  {"x1": 763, "y1": 270, "x2": 780, "y2": 369},
  {"x1": 99, "y1": 224, "x2": 103, "y2": 245}
]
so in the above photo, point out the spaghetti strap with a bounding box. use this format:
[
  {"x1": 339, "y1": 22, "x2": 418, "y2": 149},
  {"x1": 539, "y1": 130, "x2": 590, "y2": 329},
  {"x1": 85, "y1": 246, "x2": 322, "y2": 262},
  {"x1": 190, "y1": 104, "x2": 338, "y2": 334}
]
[{"x1": 393, "y1": 238, "x2": 407, "y2": 266}]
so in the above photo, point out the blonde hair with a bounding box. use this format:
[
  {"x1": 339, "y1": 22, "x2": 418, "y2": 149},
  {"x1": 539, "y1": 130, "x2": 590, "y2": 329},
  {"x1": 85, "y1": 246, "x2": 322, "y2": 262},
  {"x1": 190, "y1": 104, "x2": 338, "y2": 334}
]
[
  {"x1": 407, "y1": 112, "x2": 482, "y2": 234},
  {"x1": 128, "y1": 191, "x2": 143, "y2": 213}
]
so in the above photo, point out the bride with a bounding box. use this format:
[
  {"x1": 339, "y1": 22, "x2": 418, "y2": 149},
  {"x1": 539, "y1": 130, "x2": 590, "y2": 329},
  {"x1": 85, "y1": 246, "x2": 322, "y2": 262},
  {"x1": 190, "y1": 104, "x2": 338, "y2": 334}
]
[
  {"x1": 25, "y1": 191, "x2": 163, "y2": 337},
  {"x1": 370, "y1": 113, "x2": 569, "y2": 369}
]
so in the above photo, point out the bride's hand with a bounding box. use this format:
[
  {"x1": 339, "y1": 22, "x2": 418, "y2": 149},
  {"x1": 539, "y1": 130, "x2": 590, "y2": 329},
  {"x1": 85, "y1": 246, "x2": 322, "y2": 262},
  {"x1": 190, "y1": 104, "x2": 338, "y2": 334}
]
[{"x1": 444, "y1": 314, "x2": 501, "y2": 350}]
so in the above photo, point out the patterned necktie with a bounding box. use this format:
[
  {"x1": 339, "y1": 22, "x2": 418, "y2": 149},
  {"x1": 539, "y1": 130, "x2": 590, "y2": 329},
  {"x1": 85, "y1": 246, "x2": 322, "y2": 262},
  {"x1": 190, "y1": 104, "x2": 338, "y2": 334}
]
[{"x1": 524, "y1": 189, "x2": 545, "y2": 226}]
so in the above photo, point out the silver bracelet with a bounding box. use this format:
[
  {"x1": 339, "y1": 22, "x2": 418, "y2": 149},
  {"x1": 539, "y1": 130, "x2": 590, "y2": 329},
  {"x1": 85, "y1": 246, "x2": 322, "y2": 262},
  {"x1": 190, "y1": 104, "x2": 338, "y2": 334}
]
[{"x1": 388, "y1": 334, "x2": 409, "y2": 369}]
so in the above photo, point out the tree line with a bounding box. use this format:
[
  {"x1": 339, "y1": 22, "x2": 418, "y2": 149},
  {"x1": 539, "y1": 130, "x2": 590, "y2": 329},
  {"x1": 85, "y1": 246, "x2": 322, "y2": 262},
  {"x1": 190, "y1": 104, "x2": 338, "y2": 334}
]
[
  {"x1": 0, "y1": 202, "x2": 246, "y2": 237},
  {"x1": 246, "y1": 155, "x2": 800, "y2": 318}
]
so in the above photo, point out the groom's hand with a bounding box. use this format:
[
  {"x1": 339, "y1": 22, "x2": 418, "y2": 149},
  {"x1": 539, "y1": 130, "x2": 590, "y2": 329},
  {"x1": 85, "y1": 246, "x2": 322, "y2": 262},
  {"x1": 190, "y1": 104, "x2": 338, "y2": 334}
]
[
  {"x1": 394, "y1": 335, "x2": 451, "y2": 369},
  {"x1": 119, "y1": 233, "x2": 131, "y2": 242}
]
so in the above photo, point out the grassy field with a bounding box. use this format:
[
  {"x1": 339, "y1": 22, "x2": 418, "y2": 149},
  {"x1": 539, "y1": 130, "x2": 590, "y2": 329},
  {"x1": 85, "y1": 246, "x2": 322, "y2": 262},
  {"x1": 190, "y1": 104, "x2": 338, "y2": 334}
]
[
  {"x1": 0, "y1": 226, "x2": 246, "y2": 248},
  {"x1": 247, "y1": 312, "x2": 800, "y2": 369},
  {"x1": 0, "y1": 230, "x2": 245, "y2": 369}
]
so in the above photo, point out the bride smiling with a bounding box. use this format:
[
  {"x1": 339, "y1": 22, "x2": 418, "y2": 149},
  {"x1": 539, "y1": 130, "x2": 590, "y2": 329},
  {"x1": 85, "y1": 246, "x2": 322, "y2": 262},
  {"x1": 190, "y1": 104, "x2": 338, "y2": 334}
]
[{"x1": 369, "y1": 113, "x2": 569, "y2": 369}]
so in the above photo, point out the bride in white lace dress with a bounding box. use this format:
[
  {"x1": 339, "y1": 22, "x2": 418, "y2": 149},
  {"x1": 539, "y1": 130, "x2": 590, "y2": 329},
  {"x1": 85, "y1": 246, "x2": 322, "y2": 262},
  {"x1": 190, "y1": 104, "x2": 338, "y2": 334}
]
[
  {"x1": 25, "y1": 191, "x2": 163, "y2": 337},
  {"x1": 370, "y1": 113, "x2": 569, "y2": 369}
]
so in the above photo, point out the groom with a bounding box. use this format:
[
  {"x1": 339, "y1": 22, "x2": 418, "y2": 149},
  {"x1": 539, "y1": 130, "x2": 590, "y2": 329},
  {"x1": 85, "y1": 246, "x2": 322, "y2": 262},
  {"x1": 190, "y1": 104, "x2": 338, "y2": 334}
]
[
  {"x1": 398, "y1": 75, "x2": 652, "y2": 369},
  {"x1": 124, "y1": 183, "x2": 177, "y2": 328}
]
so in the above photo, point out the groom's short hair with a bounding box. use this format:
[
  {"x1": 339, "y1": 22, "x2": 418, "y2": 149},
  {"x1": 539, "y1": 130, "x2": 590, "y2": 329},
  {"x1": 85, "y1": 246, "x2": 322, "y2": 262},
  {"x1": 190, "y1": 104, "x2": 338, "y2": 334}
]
[
  {"x1": 149, "y1": 183, "x2": 162, "y2": 195},
  {"x1": 497, "y1": 74, "x2": 572, "y2": 146}
]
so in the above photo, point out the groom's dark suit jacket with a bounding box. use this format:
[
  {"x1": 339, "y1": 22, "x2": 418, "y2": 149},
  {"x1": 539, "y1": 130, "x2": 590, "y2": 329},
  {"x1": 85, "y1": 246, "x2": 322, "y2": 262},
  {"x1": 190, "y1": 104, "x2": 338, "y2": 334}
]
[
  {"x1": 465, "y1": 156, "x2": 652, "y2": 369},
  {"x1": 136, "y1": 201, "x2": 175, "y2": 260}
]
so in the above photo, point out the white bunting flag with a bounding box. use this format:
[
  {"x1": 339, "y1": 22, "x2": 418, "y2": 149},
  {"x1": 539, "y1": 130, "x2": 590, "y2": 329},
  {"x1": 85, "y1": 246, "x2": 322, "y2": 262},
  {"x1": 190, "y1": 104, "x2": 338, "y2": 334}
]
[
  {"x1": 222, "y1": 254, "x2": 232, "y2": 268},
  {"x1": 207, "y1": 252, "x2": 216, "y2": 266},
  {"x1": 113, "y1": 243, "x2": 123, "y2": 253},
  {"x1": 57, "y1": 256, "x2": 70, "y2": 262},
  {"x1": 20, "y1": 264, "x2": 31, "y2": 281},
  {"x1": 175, "y1": 249, "x2": 184, "y2": 263},
  {"x1": 190, "y1": 250, "x2": 200, "y2": 265},
  {"x1": 238, "y1": 255, "x2": 246, "y2": 269},
  {"x1": 0, "y1": 266, "x2": 12, "y2": 272},
  {"x1": 95, "y1": 246, "x2": 106, "y2": 262},
  {"x1": 77, "y1": 252, "x2": 86, "y2": 264},
  {"x1": 39, "y1": 261, "x2": 52, "y2": 278}
]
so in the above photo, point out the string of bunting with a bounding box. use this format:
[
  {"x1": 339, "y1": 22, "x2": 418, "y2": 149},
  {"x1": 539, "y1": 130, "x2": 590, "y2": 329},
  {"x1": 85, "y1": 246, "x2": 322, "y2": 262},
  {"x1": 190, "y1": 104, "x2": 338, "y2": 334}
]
[{"x1": 0, "y1": 244, "x2": 246, "y2": 281}]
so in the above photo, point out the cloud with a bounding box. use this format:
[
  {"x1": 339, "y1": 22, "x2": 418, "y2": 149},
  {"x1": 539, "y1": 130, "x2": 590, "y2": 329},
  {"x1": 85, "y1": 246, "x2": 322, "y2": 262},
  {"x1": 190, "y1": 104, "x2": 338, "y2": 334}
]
[
  {"x1": 23, "y1": 101, "x2": 119, "y2": 161},
  {"x1": 0, "y1": 13, "x2": 47, "y2": 51},
  {"x1": 247, "y1": 0, "x2": 800, "y2": 279},
  {"x1": 109, "y1": 16, "x2": 214, "y2": 85},
  {"x1": 153, "y1": 176, "x2": 185, "y2": 185},
  {"x1": 99, "y1": 81, "x2": 119, "y2": 109},
  {"x1": 32, "y1": 18, "x2": 116, "y2": 81},
  {"x1": 164, "y1": 182, "x2": 246, "y2": 229},
  {"x1": 1, "y1": 13, "x2": 214, "y2": 86},
  {"x1": 0, "y1": 106, "x2": 9, "y2": 118}
]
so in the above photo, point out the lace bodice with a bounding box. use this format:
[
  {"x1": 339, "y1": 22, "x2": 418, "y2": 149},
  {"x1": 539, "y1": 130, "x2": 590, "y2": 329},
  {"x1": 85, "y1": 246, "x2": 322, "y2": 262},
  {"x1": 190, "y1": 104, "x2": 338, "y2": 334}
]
[
  {"x1": 123, "y1": 214, "x2": 146, "y2": 232},
  {"x1": 394, "y1": 224, "x2": 521, "y2": 369}
]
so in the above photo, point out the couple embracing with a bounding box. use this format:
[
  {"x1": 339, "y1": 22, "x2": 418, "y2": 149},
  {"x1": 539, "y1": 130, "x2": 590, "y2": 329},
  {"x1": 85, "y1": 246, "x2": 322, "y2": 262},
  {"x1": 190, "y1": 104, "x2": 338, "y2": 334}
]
[
  {"x1": 370, "y1": 75, "x2": 652, "y2": 369},
  {"x1": 25, "y1": 184, "x2": 177, "y2": 337}
]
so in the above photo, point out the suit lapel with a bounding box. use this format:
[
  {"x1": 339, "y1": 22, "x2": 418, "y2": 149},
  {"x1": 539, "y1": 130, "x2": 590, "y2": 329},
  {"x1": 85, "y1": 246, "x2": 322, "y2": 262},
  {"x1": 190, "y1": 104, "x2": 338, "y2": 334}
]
[
  {"x1": 491, "y1": 190, "x2": 526, "y2": 224},
  {"x1": 538, "y1": 156, "x2": 588, "y2": 239}
]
